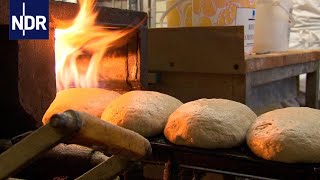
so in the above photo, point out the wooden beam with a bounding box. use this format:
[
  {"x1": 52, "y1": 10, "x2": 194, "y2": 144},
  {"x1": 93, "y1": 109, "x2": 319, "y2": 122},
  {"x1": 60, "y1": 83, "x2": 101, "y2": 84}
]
[
  {"x1": 76, "y1": 155, "x2": 130, "y2": 180},
  {"x1": 62, "y1": 110, "x2": 152, "y2": 161},
  {"x1": 247, "y1": 61, "x2": 318, "y2": 87},
  {"x1": 245, "y1": 50, "x2": 320, "y2": 73},
  {"x1": 306, "y1": 61, "x2": 320, "y2": 109}
]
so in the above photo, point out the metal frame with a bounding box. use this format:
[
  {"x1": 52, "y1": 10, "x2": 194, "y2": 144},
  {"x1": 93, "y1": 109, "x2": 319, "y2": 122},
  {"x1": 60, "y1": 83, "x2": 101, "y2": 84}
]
[
  {"x1": 144, "y1": 137, "x2": 320, "y2": 180},
  {"x1": 245, "y1": 60, "x2": 320, "y2": 112}
]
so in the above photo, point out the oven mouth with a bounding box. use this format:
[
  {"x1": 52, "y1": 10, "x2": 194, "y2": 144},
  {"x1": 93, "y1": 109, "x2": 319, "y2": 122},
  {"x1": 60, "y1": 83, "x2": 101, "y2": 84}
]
[
  {"x1": 54, "y1": 26, "x2": 140, "y2": 92},
  {"x1": 0, "y1": 0, "x2": 147, "y2": 138}
]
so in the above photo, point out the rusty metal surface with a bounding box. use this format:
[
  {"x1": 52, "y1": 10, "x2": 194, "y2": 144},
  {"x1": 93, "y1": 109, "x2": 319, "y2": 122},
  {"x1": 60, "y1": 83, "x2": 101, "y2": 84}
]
[{"x1": 146, "y1": 135, "x2": 320, "y2": 180}]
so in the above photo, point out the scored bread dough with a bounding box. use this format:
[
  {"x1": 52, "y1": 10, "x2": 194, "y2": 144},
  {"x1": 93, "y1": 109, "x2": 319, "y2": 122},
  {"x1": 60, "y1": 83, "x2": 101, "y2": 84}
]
[
  {"x1": 42, "y1": 88, "x2": 120, "y2": 124},
  {"x1": 247, "y1": 107, "x2": 320, "y2": 163},
  {"x1": 164, "y1": 98, "x2": 257, "y2": 149},
  {"x1": 101, "y1": 90, "x2": 183, "y2": 137}
]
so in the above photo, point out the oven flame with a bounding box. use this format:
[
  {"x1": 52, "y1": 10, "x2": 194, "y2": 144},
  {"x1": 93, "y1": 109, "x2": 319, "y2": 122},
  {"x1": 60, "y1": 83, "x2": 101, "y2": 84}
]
[{"x1": 54, "y1": 0, "x2": 139, "y2": 92}]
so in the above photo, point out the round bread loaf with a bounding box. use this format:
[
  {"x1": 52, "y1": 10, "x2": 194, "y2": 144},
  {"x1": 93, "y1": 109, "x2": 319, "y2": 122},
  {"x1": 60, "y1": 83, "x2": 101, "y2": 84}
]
[
  {"x1": 42, "y1": 88, "x2": 120, "y2": 124},
  {"x1": 101, "y1": 90, "x2": 183, "y2": 137},
  {"x1": 247, "y1": 107, "x2": 320, "y2": 163},
  {"x1": 164, "y1": 98, "x2": 257, "y2": 149}
]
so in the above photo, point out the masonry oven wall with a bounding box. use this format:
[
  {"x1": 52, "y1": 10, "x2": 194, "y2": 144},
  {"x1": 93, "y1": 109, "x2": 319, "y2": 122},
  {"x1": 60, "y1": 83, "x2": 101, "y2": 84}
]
[{"x1": 0, "y1": 1, "x2": 147, "y2": 138}]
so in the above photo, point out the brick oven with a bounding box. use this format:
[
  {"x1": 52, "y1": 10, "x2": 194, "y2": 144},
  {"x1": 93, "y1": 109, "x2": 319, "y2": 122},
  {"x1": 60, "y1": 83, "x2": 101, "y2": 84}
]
[{"x1": 0, "y1": 0, "x2": 147, "y2": 138}]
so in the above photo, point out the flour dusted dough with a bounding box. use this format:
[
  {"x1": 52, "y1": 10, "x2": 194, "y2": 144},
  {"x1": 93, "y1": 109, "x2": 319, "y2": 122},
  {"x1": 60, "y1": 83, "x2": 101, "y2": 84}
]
[
  {"x1": 101, "y1": 91, "x2": 183, "y2": 137},
  {"x1": 164, "y1": 98, "x2": 257, "y2": 149},
  {"x1": 42, "y1": 88, "x2": 120, "y2": 124},
  {"x1": 247, "y1": 107, "x2": 320, "y2": 163}
]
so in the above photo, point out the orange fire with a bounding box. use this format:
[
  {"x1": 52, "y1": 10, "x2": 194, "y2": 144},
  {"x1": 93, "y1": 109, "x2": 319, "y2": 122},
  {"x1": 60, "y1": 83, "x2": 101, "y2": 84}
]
[{"x1": 54, "y1": 0, "x2": 139, "y2": 92}]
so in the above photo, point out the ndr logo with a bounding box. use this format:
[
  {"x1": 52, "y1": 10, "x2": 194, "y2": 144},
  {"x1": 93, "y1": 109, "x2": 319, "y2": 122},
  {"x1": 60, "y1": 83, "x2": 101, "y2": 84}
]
[{"x1": 9, "y1": 0, "x2": 49, "y2": 40}]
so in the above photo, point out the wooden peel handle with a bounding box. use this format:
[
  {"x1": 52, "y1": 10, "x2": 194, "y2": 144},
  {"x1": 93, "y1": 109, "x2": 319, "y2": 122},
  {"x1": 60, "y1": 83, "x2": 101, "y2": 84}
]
[
  {"x1": 0, "y1": 110, "x2": 151, "y2": 179},
  {"x1": 50, "y1": 110, "x2": 152, "y2": 161}
]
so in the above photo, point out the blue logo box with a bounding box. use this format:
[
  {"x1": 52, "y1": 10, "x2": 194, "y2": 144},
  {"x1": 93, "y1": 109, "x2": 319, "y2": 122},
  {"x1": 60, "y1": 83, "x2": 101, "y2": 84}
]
[{"x1": 9, "y1": 0, "x2": 49, "y2": 40}]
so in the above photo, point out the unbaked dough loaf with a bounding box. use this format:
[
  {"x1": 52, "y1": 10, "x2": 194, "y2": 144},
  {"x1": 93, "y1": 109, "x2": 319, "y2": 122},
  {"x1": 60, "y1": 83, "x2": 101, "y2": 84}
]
[
  {"x1": 42, "y1": 88, "x2": 120, "y2": 124},
  {"x1": 164, "y1": 98, "x2": 257, "y2": 149},
  {"x1": 247, "y1": 107, "x2": 320, "y2": 163},
  {"x1": 101, "y1": 90, "x2": 183, "y2": 137}
]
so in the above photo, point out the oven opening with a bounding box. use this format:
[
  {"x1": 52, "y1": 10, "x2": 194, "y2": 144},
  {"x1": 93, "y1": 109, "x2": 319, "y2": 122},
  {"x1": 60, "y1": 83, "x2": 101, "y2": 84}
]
[{"x1": 54, "y1": 0, "x2": 142, "y2": 93}]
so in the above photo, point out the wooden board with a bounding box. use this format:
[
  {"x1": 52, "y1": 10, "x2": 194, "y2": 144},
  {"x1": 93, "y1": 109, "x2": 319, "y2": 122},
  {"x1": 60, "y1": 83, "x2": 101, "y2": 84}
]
[
  {"x1": 148, "y1": 72, "x2": 245, "y2": 103},
  {"x1": 245, "y1": 50, "x2": 320, "y2": 72},
  {"x1": 148, "y1": 27, "x2": 244, "y2": 74}
]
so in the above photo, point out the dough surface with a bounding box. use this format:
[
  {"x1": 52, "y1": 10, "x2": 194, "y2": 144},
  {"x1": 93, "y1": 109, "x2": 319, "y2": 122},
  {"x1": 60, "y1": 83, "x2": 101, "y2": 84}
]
[
  {"x1": 42, "y1": 88, "x2": 120, "y2": 124},
  {"x1": 101, "y1": 90, "x2": 183, "y2": 137},
  {"x1": 247, "y1": 107, "x2": 320, "y2": 163},
  {"x1": 164, "y1": 98, "x2": 257, "y2": 149}
]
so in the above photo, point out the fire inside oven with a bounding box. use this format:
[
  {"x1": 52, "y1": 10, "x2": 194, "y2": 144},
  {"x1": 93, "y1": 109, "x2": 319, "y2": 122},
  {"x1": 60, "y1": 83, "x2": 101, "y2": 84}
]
[
  {"x1": 54, "y1": 2, "x2": 142, "y2": 93},
  {"x1": 53, "y1": 1, "x2": 145, "y2": 93}
]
